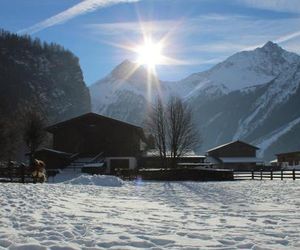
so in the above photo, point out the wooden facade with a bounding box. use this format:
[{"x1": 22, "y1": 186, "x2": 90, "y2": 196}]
[
  {"x1": 46, "y1": 113, "x2": 145, "y2": 157},
  {"x1": 276, "y1": 151, "x2": 300, "y2": 167},
  {"x1": 206, "y1": 140, "x2": 261, "y2": 171},
  {"x1": 35, "y1": 148, "x2": 72, "y2": 170}
]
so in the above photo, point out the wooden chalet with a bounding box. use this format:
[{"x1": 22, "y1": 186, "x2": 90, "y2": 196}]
[
  {"x1": 206, "y1": 140, "x2": 263, "y2": 171},
  {"x1": 276, "y1": 151, "x2": 300, "y2": 169},
  {"x1": 39, "y1": 113, "x2": 146, "y2": 173}
]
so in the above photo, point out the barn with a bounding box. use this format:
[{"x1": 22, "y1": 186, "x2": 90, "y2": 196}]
[
  {"x1": 206, "y1": 140, "x2": 263, "y2": 171},
  {"x1": 39, "y1": 113, "x2": 146, "y2": 173}
]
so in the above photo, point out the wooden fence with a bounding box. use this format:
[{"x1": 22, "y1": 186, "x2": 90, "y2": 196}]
[
  {"x1": 0, "y1": 165, "x2": 33, "y2": 183},
  {"x1": 234, "y1": 169, "x2": 300, "y2": 180}
]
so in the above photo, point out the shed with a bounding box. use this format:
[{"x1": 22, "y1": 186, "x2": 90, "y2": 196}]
[{"x1": 206, "y1": 140, "x2": 262, "y2": 171}]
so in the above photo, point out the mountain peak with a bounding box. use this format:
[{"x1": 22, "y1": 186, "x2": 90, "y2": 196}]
[
  {"x1": 109, "y1": 59, "x2": 158, "y2": 83},
  {"x1": 110, "y1": 59, "x2": 140, "y2": 79},
  {"x1": 261, "y1": 41, "x2": 282, "y2": 52},
  {"x1": 119, "y1": 59, "x2": 136, "y2": 67},
  {"x1": 113, "y1": 59, "x2": 137, "y2": 71}
]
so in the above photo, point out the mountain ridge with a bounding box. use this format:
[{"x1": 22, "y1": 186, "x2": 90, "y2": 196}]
[{"x1": 90, "y1": 41, "x2": 300, "y2": 160}]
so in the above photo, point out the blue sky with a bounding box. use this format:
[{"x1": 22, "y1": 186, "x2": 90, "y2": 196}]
[{"x1": 1, "y1": 0, "x2": 300, "y2": 85}]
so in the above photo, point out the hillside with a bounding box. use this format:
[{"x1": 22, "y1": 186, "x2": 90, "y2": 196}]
[
  {"x1": 0, "y1": 29, "x2": 90, "y2": 123},
  {"x1": 0, "y1": 29, "x2": 91, "y2": 159}
]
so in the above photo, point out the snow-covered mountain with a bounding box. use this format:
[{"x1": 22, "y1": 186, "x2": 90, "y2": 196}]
[
  {"x1": 90, "y1": 60, "x2": 177, "y2": 124},
  {"x1": 90, "y1": 41, "x2": 300, "y2": 160},
  {"x1": 180, "y1": 41, "x2": 300, "y2": 99}
]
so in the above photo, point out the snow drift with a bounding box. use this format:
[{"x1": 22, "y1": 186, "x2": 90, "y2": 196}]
[{"x1": 63, "y1": 174, "x2": 124, "y2": 187}]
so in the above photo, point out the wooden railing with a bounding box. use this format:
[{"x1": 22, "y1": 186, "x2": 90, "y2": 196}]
[
  {"x1": 0, "y1": 165, "x2": 33, "y2": 183},
  {"x1": 234, "y1": 170, "x2": 300, "y2": 180}
]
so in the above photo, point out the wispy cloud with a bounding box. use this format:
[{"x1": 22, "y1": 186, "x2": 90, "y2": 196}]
[
  {"x1": 87, "y1": 20, "x2": 177, "y2": 36},
  {"x1": 18, "y1": 0, "x2": 139, "y2": 34},
  {"x1": 86, "y1": 13, "x2": 300, "y2": 69},
  {"x1": 87, "y1": 14, "x2": 300, "y2": 50},
  {"x1": 275, "y1": 30, "x2": 300, "y2": 43},
  {"x1": 237, "y1": 0, "x2": 300, "y2": 13}
]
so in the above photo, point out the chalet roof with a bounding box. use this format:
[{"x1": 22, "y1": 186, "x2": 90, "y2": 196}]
[
  {"x1": 219, "y1": 157, "x2": 263, "y2": 163},
  {"x1": 34, "y1": 148, "x2": 73, "y2": 157},
  {"x1": 38, "y1": 148, "x2": 71, "y2": 154},
  {"x1": 206, "y1": 140, "x2": 259, "y2": 153},
  {"x1": 144, "y1": 150, "x2": 205, "y2": 158},
  {"x1": 270, "y1": 159, "x2": 278, "y2": 163},
  {"x1": 275, "y1": 150, "x2": 300, "y2": 156},
  {"x1": 205, "y1": 156, "x2": 222, "y2": 164},
  {"x1": 46, "y1": 112, "x2": 142, "y2": 133}
]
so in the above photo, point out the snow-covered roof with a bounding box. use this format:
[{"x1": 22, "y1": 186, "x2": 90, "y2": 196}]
[
  {"x1": 205, "y1": 156, "x2": 222, "y2": 164},
  {"x1": 145, "y1": 150, "x2": 205, "y2": 158},
  {"x1": 219, "y1": 157, "x2": 263, "y2": 163},
  {"x1": 46, "y1": 112, "x2": 142, "y2": 133},
  {"x1": 83, "y1": 163, "x2": 104, "y2": 168},
  {"x1": 36, "y1": 148, "x2": 72, "y2": 156},
  {"x1": 270, "y1": 159, "x2": 278, "y2": 163},
  {"x1": 177, "y1": 163, "x2": 212, "y2": 166},
  {"x1": 276, "y1": 150, "x2": 300, "y2": 156},
  {"x1": 207, "y1": 140, "x2": 259, "y2": 153}
]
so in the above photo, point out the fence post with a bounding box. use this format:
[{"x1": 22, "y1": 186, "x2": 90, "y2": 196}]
[
  {"x1": 270, "y1": 170, "x2": 273, "y2": 180},
  {"x1": 281, "y1": 170, "x2": 283, "y2": 180},
  {"x1": 8, "y1": 161, "x2": 13, "y2": 182},
  {"x1": 260, "y1": 170, "x2": 263, "y2": 180},
  {"x1": 293, "y1": 169, "x2": 296, "y2": 180},
  {"x1": 252, "y1": 171, "x2": 254, "y2": 180},
  {"x1": 20, "y1": 163, "x2": 25, "y2": 184}
]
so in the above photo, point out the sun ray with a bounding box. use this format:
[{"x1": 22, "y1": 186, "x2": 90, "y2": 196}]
[{"x1": 93, "y1": 16, "x2": 191, "y2": 102}]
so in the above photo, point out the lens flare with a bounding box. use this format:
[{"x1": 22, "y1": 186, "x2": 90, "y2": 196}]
[{"x1": 135, "y1": 38, "x2": 164, "y2": 70}]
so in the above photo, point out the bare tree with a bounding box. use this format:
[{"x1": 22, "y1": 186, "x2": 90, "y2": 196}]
[
  {"x1": 23, "y1": 111, "x2": 46, "y2": 166},
  {"x1": 167, "y1": 96, "x2": 200, "y2": 167},
  {"x1": 146, "y1": 96, "x2": 200, "y2": 168},
  {"x1": 145, "y1": 98, "x2": 168, "y2": 168}
]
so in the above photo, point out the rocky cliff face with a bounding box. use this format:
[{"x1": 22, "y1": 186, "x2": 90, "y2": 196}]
[
  {"x1": 0, "y1": 29, "x2": 91, "y2": 124},
  {"x1": 0, "y1": 30, "x2": 91, "y2": 160},
  {"x1": 90, "y1": 41, "x2": 300, "y2": 161}
]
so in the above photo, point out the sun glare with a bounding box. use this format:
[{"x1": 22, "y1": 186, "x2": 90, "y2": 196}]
[
  {"x1": 99, "y1": 21, "x2": 184, "y2": 101},
  {"x1": 135, "y1": 38, "x2": 164, "y2": 69}
]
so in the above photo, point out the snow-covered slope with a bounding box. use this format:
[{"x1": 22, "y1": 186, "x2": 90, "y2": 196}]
[
  {"x1": 90, "y1": 42, "x2": 300, "y2": 160},
  {"x1": 90, "y1": 60, "x2": 177, "y2": 124},
  {"x1": 179, "y1": 41, "x2": 300, "y2": 99},
  {"x1": 191, "y1": 61, "x2": 300, "y2": 160}
]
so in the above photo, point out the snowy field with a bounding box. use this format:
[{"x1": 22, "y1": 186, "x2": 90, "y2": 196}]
[{"x1": 0, "y1": 179, "x2": 300, "y2": 250}]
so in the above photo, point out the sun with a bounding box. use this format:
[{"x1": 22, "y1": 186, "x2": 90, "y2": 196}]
[{"x1": 135, "y1": 38, "x2": 164, "y2": 70}]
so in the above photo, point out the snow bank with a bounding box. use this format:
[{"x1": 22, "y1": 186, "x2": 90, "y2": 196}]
[{"x1": 63, "y1": 174, "x2": 123, "y2": 187}]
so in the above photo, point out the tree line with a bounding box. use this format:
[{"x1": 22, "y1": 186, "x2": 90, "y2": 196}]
[
  {"x1": 0, "y1": 110, "x2": 46, "y2": 165},
  {"x1": 0, "y1": 29, "x2": 73, "y2": 57}
]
